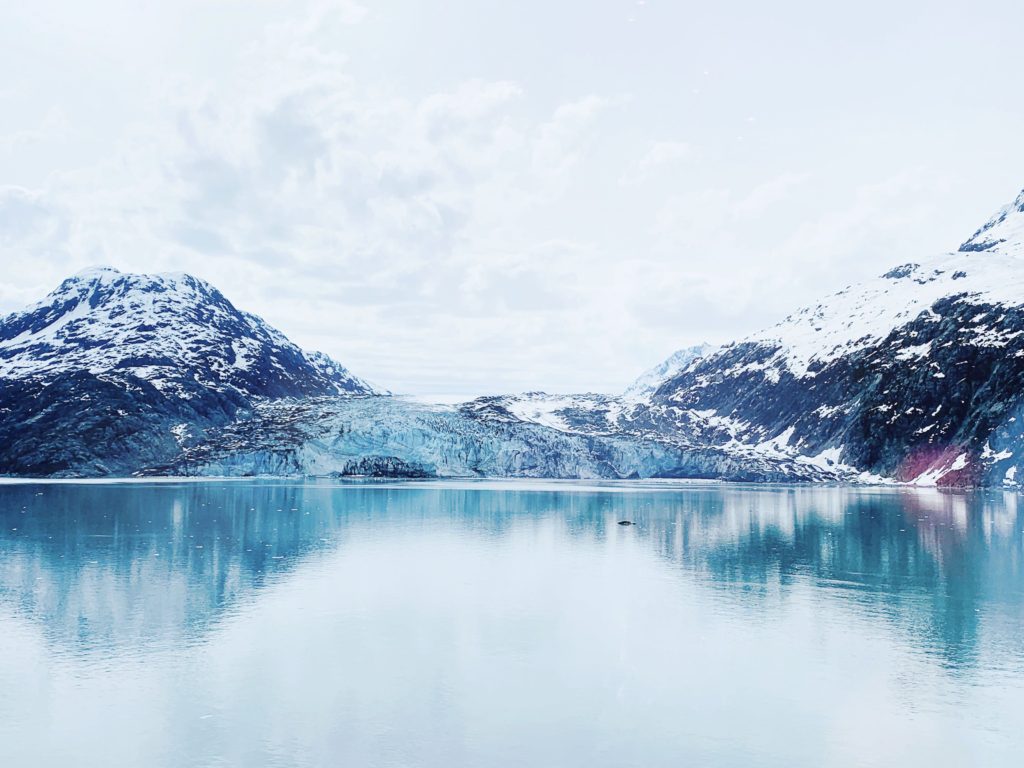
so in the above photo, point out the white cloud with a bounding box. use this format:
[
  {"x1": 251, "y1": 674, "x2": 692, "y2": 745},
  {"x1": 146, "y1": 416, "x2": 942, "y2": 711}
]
[
  {"x1": 734, "y1": 172, "x2": 810, "y2": 217},
  {"x1": 621, "y1": 140, "x2": 697, "y2": 185},
  {"x1": 0, "y1": 107, "x2": 71, "y2": 154}
]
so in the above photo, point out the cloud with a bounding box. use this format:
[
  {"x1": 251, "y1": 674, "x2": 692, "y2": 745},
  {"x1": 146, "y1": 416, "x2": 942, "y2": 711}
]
[
  {"x1": 532, "y1": 95, "x2": 611, "y2": 183},
  {"x1": 621, "y1": 140, "x2": 697, "y2": 185},
  {"x1": 0, "y1": 107, "x2": 71, "y2": 153},
  {"x1": 0, "y1": 186, "x2": 73, "y2": 310},
  {"x1": 734, "y1": 172, "x2": 810, "y2": 217},
  {"x1": 0, "y1": 186, "x2": 68, "y2": 247}
]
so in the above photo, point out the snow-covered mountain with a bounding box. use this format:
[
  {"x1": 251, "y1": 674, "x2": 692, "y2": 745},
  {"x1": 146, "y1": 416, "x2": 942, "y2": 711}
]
[
  {"x1": 0, "y1": 267, "x2": 379, "y2": 476},
  {"x1": 0, "y1": 266, "x2": 374, "y2": 399},
  {"x1": 641, "y1": 186, "x2": 1024, "y2": 487},
  {"x1": 624, "y1": 343, "x2": 715, "y2": 401},
  {"x1": 959, "y1": 187, "x2": 1024, "y2": 257}
]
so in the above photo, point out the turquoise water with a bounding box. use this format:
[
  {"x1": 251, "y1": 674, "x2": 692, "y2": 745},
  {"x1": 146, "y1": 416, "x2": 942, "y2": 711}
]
[{"x1": 0, "y1": 480, "x2": 1022, "y2": 767}]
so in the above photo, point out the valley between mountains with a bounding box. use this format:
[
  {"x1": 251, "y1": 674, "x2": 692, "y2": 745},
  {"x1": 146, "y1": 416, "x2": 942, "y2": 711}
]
[{"x1": 5, "y1": 188, "x2": 1024, "y2": 486}]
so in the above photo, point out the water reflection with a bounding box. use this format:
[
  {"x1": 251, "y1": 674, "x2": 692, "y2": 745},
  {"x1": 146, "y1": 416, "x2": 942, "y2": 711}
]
[
  {"x1": 0, "y1": 481, "x2": 1022, "y2": 767},
  {"x1": 1, "y1": 482, "x2": 1023, "y2": 668},
  {"x1": 642, "y1": 487, "x2": 1024, "y2": 669}
]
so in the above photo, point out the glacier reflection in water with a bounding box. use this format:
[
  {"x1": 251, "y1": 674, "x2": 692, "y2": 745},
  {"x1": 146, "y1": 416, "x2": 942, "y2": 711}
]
[{"x1": 0, "y1": 480, "x2": 1023, "y2": 767}]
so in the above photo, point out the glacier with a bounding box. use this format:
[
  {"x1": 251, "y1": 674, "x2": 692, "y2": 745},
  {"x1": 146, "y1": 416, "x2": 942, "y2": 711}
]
[{"x1": 158, "y1": 396, "x2": 841, "y2": 482}]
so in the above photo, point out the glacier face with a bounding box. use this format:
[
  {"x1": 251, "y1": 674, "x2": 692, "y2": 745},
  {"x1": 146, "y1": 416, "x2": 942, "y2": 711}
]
[{"x1": 159, "y1": 396, "x2": 841, "y2": 482}]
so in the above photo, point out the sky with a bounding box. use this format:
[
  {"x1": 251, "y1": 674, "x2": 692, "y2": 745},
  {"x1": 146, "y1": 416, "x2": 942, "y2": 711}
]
[{"x1": 1, "y1": 0, "x2": 1024, "y2": 397}]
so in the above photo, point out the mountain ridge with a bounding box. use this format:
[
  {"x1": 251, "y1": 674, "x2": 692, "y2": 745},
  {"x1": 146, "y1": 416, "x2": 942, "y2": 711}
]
[{"x1": 639, "y1": 186, "x2": 1024, "y2": 486}]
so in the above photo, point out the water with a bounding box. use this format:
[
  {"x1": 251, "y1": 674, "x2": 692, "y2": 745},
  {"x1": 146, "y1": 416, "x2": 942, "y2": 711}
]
[{"x1": 1, "y1": 480, "x2": 1022, "y2": 768}]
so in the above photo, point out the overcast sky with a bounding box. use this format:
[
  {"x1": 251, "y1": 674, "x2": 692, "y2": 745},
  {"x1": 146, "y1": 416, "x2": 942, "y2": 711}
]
[{"x1": 2, "y1": 0, "x2": 1023, "y2": 396}]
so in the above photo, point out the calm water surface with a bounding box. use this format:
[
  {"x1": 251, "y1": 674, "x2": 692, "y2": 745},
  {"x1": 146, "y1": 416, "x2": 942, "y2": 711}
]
[{"x1": 0, "y1": 480, "x2": 1022, "y2": 767}]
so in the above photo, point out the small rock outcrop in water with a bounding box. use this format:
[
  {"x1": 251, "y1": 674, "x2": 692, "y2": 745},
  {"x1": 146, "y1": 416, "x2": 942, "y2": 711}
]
[{"x1": 617, "y1": 520, "x2": 634, "y2": 526}]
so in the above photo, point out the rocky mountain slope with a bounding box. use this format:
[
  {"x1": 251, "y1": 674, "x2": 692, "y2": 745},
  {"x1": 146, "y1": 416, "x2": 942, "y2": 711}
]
[
  {"x1": 623, "y1": 343, "x2": 715, "y2": 401},
  {"x1": 637, "y1": 187, "x2": 1024, "y2": 487},
  {"x1": 0, "y1": 267, "x2": 375, "y2": 475}
]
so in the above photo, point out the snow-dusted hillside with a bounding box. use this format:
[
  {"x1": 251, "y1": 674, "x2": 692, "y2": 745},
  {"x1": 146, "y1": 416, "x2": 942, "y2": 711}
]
[
  {"x1": 959, "y1": 187, "x2": 1024, "y2": 257},
  {"x1": 737, "y1": 251, "x2": 1024, "y2": 378},
  {"x1": 461, "y1": 392, "x2": 630, "y2": 434},
  {"x1": 624, "y1": 343, "x2": 714, "y2": 401},
  {"x1": 0, "y1": 266, "x2": 374, "y2": 399},
  {"x1": 647, "y1": 186, "x2": 1024, "y2": 487}
]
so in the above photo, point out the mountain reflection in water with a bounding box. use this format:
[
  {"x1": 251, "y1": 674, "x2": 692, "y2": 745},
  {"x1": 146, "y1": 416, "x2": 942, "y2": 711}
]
[{"x1": 0, "y1": 480, "x2": 1022, "y2": 767}]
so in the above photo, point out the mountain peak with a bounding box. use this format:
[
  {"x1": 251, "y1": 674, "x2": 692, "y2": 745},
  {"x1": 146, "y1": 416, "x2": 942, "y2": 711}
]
[
  {"x1": 72, "y1": 265, "x2": 122, "y2": 279},
  {"x1": 61, "y1": 266, "x2": 214, "y2": 294},
  {"x1": 959, "y1": 187, "x2": 1024, "y2": 256},
  {"x1": 625, "y1": 342, "x2": 715, "y2": 401}
]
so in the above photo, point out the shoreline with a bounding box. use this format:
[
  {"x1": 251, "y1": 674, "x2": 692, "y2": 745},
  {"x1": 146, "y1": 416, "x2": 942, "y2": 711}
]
[{"x1": 0, "y1": 474, "x2": 1005, "y2": 494}]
